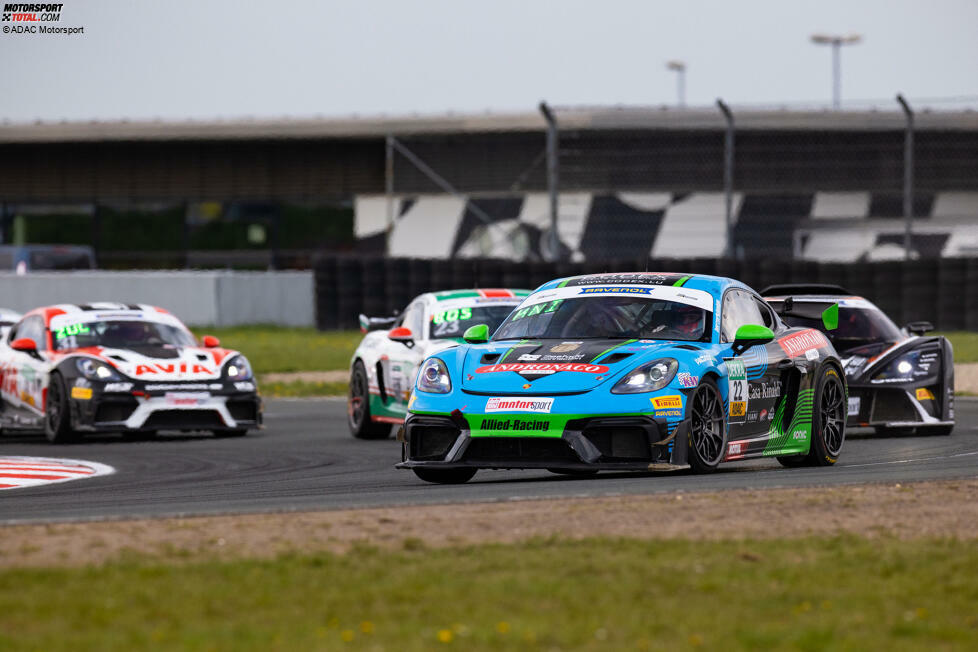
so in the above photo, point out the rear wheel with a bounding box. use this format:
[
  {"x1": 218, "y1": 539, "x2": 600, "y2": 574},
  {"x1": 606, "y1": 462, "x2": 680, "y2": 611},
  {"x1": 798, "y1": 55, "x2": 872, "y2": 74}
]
[
  {"x1": 806, "y1": 366, "x2": 846, "y2": 466},
  {"x1": 687, "y1": 379, "x2": 726, "y2": 473},
  {"x1": 349, "y1": 360, "x2": 391, "y2": 440},
  {"x1": 413, "y1": 467, "x2": 477, "y2": 484},
  {"x1": 44, "y1": 374, "x2": 78, "y2": 444}
]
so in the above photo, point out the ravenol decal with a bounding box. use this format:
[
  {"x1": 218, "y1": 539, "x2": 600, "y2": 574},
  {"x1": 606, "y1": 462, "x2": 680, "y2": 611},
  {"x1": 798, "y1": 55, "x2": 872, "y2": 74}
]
[
  {"x1": 476, "y1": 363, "x2": 609, "y2": 375},
  {"x1": 778, "y1": 329, "x2": 830, "y2": 358},
  {"x1": 726, "y1": 358, "x2": 747, "y2": 423},
  {"x1": 485, "y1": 397, "x2": 554, "y2": 413},
  {"x1": 651, "y1": 394, "x2": 683, "y2": 410},
  {"x1": 579, "y1": 286, "x2": 653, "y2": 295}
]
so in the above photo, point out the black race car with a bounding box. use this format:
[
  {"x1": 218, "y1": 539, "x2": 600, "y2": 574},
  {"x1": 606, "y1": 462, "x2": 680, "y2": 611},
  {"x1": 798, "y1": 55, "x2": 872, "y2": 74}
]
[{"x1": 763, "y1": 284, "x2": 953, "y2": 436}]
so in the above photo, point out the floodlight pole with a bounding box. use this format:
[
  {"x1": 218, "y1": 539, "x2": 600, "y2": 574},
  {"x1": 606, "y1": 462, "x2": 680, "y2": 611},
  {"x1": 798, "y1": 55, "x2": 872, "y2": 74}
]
[
  {"x1": 716, "y1": 98, "x2": 735, "y2": 259},
  {"x1": 666, "y1": 60, "x2": 686, "y2": 108},
  {"x1": 810, "y1": 34, "x2": 862, "y2": 109},
  {"x1": 896, "y1": 94, "x2": 915, "y2": 261},
  {"x1": 539, "y1": 101, "x2": 561, "y2": 260}
]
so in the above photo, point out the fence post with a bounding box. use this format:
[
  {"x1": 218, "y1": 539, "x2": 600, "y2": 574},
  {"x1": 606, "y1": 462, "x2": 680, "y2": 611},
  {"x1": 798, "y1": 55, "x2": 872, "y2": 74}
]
[
  {"x1": 716, "y1": 98, "x2": 735, "y2": 259},
  {"x1": 538, "y1": 101, "x2": 561, "y2": 261},
  {"x1": 896, "y1": 94, "x2": 914, "y2": 261},
  {"x1": 385, "y1": 133, "x2": 395, "y2": 254}
]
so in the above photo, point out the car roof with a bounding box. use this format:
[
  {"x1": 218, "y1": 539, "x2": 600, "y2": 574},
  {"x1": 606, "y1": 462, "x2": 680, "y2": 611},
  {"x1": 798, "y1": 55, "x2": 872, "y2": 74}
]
[
  {"x1": 23, "y1": 303, "x2": 174, "y2": 327},
  {"x1": 535, "y1": 272, "x2": 747, "y2": 298},
  {"x1": 428, "y1": 288, "x2": 531, "y2": 302}
]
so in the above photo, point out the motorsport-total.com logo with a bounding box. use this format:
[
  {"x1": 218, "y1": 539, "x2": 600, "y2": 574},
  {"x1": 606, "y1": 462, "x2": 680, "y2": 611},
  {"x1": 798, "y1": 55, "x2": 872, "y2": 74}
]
[{"x1": 2, "y1": 3, "x2": 63, "y2": 21}]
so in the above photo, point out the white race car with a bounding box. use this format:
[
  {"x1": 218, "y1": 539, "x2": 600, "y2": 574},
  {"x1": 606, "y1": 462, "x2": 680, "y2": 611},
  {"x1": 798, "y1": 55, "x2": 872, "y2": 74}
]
[
  {"x1": 348, "y1": 288, "x2": 529, "y2": 438},
  {"x1": 0, "y1": 303, "x2": 262, "y2": 442}
]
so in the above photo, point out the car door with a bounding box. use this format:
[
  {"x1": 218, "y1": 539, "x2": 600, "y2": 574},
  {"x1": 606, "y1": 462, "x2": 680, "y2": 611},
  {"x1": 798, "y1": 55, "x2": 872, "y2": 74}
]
[
  {"x1": 720, "y1": 289, "x2": 790, "y2": 447},
  {"x1": 0, "y1": 315, "x2": 50, "y2": 428}
]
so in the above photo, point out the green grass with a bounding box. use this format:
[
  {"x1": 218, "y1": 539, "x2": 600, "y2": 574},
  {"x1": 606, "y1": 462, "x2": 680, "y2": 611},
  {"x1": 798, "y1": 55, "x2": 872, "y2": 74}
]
[
  {"x1": 2, "y1": 536, "x2": 977, "y2": 651},
  {"x1": 260, "y1": 380, "x2": 349, "y2": 398},
  {"x1": 944, "y1": 332, "x2": 978, "y2": 363},
  {"x1": 191, "y1": 326, "x2": 362, "y2": 374}
]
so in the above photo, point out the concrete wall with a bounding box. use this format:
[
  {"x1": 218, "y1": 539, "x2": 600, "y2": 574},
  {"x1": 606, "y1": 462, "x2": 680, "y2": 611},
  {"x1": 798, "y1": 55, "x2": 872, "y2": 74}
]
[{"x1": 0, "y1": 271, "x2": 314, "y2": 327}]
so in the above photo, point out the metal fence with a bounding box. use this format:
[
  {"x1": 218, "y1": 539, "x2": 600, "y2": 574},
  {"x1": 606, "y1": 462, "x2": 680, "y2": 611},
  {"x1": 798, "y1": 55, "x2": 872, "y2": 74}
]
[{"x1": 314, "y1": 255, "x2": 978, "y2": 331}]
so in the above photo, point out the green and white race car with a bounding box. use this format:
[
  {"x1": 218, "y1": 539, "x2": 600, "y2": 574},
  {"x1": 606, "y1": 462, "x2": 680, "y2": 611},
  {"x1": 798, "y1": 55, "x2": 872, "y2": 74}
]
[{"x1": 348, "y1": 288, "x2": 530, "y2": 439}]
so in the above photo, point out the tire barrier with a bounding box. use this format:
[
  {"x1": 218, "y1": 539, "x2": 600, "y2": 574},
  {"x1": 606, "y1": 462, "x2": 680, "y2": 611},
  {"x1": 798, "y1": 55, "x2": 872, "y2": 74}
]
[{"x1": 314, "y1": 255, "x2": 978, "y2": 331}]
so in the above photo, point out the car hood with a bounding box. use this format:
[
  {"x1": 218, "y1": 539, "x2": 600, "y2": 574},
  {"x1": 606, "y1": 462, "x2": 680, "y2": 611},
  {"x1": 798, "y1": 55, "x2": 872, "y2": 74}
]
[{"x1": 458, "y1": 338, "x2": 699, "y2": 394}]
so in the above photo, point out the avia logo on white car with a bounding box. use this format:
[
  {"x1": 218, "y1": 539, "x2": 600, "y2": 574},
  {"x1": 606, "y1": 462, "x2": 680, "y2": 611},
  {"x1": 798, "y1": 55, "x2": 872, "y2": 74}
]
[{"x1": 485, "y1": 397, "x2": 555, "y2": 413}]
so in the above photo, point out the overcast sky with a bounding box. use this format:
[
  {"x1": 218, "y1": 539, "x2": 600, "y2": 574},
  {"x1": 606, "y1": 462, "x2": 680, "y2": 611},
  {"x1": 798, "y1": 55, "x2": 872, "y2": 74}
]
[{"x1": 1, "y1": 0, "x2": 976, "y2": 122}]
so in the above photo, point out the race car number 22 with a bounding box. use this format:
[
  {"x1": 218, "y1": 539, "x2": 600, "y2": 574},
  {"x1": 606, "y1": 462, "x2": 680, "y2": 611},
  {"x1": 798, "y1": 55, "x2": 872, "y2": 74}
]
[{"x1": 726, "y1": 358, "x2": 747, "y2": 424}]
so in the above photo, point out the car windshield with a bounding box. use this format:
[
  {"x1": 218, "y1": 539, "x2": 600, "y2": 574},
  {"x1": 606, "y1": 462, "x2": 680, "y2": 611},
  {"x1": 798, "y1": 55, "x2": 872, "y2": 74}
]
[
  {"x1": 52, "y1": 320, "x2": 197, "y2": 351},
  {"x1": 779, "y1": 305, "x2": 903, "y2": 351},
  {"x1": 493, "y1": 296, "x2": 712, "y2": 341},
  {"x1": 430, "y1": 305, "x2": 517, "y2": 339}
]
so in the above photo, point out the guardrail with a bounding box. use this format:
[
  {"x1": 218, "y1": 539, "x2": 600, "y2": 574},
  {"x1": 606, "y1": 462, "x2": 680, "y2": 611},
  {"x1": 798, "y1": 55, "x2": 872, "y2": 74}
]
[
  {"x1": 314, "y1": 256, "x2": 978, "y2": 331},
  {"x1": 0, "y1": 271, "x2": 314, "y2": 327}
]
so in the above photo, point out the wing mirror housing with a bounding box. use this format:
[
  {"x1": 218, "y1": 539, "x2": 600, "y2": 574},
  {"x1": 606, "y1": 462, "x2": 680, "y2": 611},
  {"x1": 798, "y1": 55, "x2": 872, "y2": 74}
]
[
  {"x1": 201, "y1": 335, "x2": 221, "y2": 348},
  {"x1": 821, "y1": 303, "x2": 839, "y2": 331},
  {"x1": 905, "y1": 320, "x2": 934, "y2": 335},
  {"x1": 732, "y1": 324, "x2": 775, "y2": 356},
  {"x1": 388, "y1": 327, "x2": 415, "y2": 347},
  {"x1": 463, "y1": 324, "x2": 490, "y2": 344},
  {"x1": 11, "y1": 337, "x2": 37, "y2": 353}
]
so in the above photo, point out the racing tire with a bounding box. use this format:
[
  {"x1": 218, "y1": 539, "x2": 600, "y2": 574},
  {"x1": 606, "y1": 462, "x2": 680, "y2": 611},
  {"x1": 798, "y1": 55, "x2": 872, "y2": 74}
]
[
  {"x1": 917, "y1": 425, "x2": 954, "y2": 436},
  {"x1": 349, "y1": 360, "x2": 391, "y2": 440},
  {"x1": 806, "y1": 366, "x2": 846, "y2": 466},
  {"x1": 214, "y1": 429, "x2": 247, "y2": 438},
  {"x1": 413, "y1": 467, "x2": 477, "y2": 484},
  {"x1": 44, "y1": 374, "x2": 79, "y2": 444},
  {"x1": 687, "y1": 378, "x2": 726, "y2": 474}
]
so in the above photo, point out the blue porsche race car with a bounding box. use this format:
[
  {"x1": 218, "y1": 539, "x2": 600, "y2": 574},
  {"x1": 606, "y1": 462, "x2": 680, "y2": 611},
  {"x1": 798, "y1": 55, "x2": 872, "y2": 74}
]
[{"x1": 397, "y1": 272, "x2": 848, "y2": 484}]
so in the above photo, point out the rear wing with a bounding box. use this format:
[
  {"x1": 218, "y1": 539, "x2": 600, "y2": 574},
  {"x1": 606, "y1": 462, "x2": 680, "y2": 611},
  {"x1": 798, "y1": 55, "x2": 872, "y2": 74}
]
[
  {"x1": 760, "y1": 283, "x2": 851, "y2": 297},
  {"x1": 359, "y1": 313, "x2": 398, "y2": 334}
]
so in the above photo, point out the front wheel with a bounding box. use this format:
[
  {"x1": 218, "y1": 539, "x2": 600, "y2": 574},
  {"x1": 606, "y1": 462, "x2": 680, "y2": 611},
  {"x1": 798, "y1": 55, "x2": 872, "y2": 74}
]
[
  {"x1": 44, "y1": 374, "x2": 78, "y2": 444},
  {"x1": 806, "y1": 366, "x2": 846, "y2": 466},
  {"x1": 687, "y1": 379, "x2": 726, "y2": 473},
  {"x1": 413, "y1": 467, "x2": 477, "y2": 484}
]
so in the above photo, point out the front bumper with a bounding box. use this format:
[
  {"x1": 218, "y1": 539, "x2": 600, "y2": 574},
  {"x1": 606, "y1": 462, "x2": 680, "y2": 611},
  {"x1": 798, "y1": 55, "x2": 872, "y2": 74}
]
[
  {"x1": 395, "y1": 412, "x2": 691, "y2": 471},
  {"x1": 846, "y1": 383, "x2": 953, "y2": 429},
  {"x1": 68, "y1": 380, "x2": 263, "y2": 432}
]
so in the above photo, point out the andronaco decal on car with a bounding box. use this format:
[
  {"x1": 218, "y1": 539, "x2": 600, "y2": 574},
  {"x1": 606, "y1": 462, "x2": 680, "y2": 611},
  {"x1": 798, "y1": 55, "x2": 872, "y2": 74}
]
[
  {"x1": 777, "y1": 329, "x2": 830, "y2": 358},
  {"x1": 476, "y1": 362, "x2": 609, "y2": 375}
]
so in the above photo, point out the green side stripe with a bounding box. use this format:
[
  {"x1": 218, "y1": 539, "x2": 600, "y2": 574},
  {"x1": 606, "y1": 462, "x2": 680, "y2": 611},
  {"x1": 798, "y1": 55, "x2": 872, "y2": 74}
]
[
  {"x1": 590, "y1": 339, "x2": 637, "y2": 363},
  {"x1": 673, "y1": 275, "x2": 692, "y2": 287},
  {"x1": 557, "y1": 279, "x2": 572, "y2": 288},
  {"x1": 497, "y1": 339, "x2": 532, "y2": 364}
]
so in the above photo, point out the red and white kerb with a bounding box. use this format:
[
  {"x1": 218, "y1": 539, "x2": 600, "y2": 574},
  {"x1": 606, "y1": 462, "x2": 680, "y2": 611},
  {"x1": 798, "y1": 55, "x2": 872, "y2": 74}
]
[{"x1": 0, "y1": 456, "x2": 115, "y2": 490}]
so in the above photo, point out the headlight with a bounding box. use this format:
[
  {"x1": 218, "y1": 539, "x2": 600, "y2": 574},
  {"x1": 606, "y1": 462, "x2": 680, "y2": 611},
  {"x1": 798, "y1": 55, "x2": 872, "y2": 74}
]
[
  {"x1": 224, "y1": 355, "x2": 253, "y2": 380},
  {"x1": 871, "y1": 349, "x2": 938, "y2": 383},
  {"x1": 76, "y1": 358, "x2": 121, "y2": 381},
  {"x1": 611, "y1": 358, "x2": 678, "y2": 394},
  {"x1": 417, "y1": 358, "x2": 451, "y2": 394}
]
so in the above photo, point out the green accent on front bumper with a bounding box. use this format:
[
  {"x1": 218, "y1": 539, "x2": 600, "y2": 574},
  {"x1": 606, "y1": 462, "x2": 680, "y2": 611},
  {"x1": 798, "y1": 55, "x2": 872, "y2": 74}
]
[{"x1": 410, "y1": 410, "x2": 652, "y2": 438}]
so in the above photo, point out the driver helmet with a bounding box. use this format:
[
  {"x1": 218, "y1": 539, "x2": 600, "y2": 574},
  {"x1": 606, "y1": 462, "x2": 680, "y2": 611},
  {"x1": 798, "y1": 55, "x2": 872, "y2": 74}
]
[
  {"x1": 673, "y1": 305, "x2": 704, "y2": 335},
  {"x1": 104, "y1": 321, "x2": 150, "y2": 344}
]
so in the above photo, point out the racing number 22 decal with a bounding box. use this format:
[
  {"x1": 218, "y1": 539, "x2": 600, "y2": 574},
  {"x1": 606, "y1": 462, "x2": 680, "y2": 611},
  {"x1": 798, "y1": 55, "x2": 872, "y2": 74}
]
[{"x1": 725, "y1": 358, "x2": 747, "y2": 424}]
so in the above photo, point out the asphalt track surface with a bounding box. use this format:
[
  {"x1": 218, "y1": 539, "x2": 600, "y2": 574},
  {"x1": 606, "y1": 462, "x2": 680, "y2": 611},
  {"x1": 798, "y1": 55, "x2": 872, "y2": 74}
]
[{"x1": 1, "y1": 398, "x2": 977, "y2": 524}]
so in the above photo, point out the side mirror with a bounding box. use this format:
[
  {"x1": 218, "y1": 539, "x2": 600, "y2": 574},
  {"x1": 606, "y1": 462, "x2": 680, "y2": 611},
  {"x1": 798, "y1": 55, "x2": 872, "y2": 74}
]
[
  {"x1": 202, "y1": 335, "x2": 221, "y2": 348},
  {"x1": 463, "y1": 324, "x2": 489, "y2": 344},
  {"x1": 388, "y1": 327, "x2": 415, "y2": 347},
  {"x1": 905, "y1": 321, "x2": 934, "y2": 335},
  {"x1": 732, "y1": 324, "x2": 774, "y2": 356},
  {"x1": 821, "y1": 303, "x2": 839, "y2": 331},
  {"x1": 11, "y1": 337, "x2": 37, "y2": 353}
]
